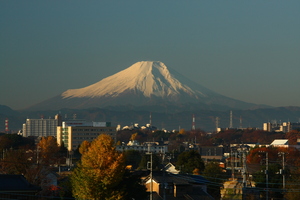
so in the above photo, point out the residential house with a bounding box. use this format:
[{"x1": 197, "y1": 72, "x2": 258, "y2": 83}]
[{"x1": 143, "y1": 171, "x2": 213, "y2": 200}]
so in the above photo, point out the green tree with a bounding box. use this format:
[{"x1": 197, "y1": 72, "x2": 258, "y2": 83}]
[
  {"x1": 253, "y1": 163, "x2": 283, "y2": 200},
  {"x1": 203, "y1": 162, "x2": 225, "y2": 200},
  {"x1": 116, "y1": 170, "x2": 147, "y2": 200},
  {"x1": 284, "y1": 169, "x2": 300, "y2": 199},
  {"x1": 71, "y1": 134, "x2": 126, "y2": 200},
  {"x1": 123, "y1": 150, "x2": 142, "y2": 170},
  {"x1": 139, "y1": 153, "x2": 160, "y2": 170},
  {"x1": 176, "y1": 150, "x2": 205, "y2": 174},
  {"x1": 152, "y1": 130, "x2": 170, "y2": 141}
]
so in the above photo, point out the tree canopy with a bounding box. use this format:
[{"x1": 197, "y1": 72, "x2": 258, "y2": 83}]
[
  {"x1": 203, "y1": 161, "x2": 226, "y2": 199},
  {"x1": 176, "y1": 150, "x2": 205, "y2": 174},
  {"x1": 123, "y1": 150, "x2": 142, "y2": 170},
  {"x1": 37, "y1": 136, "x2": 60, "y2": 164},
  {"x1": 71, "y1": 134, "x2": 126, "y2": 199},
  {"x1": 0, "y1": 134, "x2": 34, "y2": 150}
]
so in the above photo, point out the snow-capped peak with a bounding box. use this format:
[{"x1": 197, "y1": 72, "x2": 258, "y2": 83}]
[{"x1": 62, "y1": 61, "x2": 206, "y2": 99}]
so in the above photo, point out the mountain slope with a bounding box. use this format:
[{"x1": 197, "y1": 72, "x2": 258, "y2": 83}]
[
  {"x1": 62, "y1": 61, "x2": 212, "y2": 99},
  {"x1": 26, "y1": 61, "x2": 263, "y2": 111}
]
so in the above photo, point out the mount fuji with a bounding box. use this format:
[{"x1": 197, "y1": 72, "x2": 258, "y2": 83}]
[{"x1": 26, "y1": 61, "x2": 262, "y2": 111}]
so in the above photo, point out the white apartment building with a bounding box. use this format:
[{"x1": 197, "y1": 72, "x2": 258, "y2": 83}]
[{"x1": 22, "y1": 114, "x2": 62, "y2": 137}]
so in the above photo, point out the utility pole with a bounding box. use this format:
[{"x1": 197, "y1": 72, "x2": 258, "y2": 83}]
[
  {"x1": 229, "y1": 110, "x2": 233, "y2": 128},
  {"x1": 242, "y1": 146, "x2": 247, "y2": 188},
  {"x1": 162, "y1": 150, "x2": 166, "y2": 200},
  {"x1": 235, "y1": 151, "x2": 238, "y2": 169},
  {"x1": 215, "y1": 117, "x2": 219, "y2": 132},
  {"x1": 36, "y1": 145, "x2": 40, "y2": 165},
  {"x1": 265, "y1": 152, "x2": 269, "y2": 200},
  {"x1": 259, "y1": 151, "x2": 268, "y2": 200},
  {"x1": 278, "y1": 152, "x2": 286, "y2": 190},
  {"x1": 147, "y1": 144, "x2": 153, "y2": 200},
  {"x1": 231, "y1": 148, "x2": 234, "y2": 180}
]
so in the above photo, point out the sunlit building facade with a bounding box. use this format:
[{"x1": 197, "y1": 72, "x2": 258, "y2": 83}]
[
  {"x1": 22, "y1": 114, "x2": 62, "y2": 137},
  {"x1": 57, "y1": 121, "x2": 116, "y2": 151},
  {"x1": 263, "y1": 121, "x2": 300, "y2": 133}
]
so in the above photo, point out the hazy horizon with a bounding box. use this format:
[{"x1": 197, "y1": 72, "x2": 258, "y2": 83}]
[{"x1": 1, "y1": 1, "x2": 299, "y2": 110}]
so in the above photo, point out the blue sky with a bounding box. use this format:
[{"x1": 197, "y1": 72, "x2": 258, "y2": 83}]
[{"x1": 1, "y1": 1, "x2": 299, "y2": 110}]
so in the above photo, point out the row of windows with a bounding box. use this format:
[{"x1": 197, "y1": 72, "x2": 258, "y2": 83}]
[
  {"x1": 118, "y1": 146, "x2": 165, "y2": 150},
  {"x1": 72, "y1": 134, "x2": 116, "y2": 141},
  {"x1": 73, "y1": 137, "x2": 97, "y2": 140},
  {"x1": 72, "y1": 129, "x2": 114, "y2": 132},
  {"x1": 116, "y1": 147, "x2": 166, "y2": 153},
  {"x1": 72, "y1": 132, "x2": 115, "y2": 136},
  {"x1": 73, "y1": 141, "x2": 83, "y2": 145}
]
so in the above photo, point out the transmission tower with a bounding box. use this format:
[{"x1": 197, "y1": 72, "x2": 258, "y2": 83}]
[
  {"x1": 229, "y1": 110, "x2": 233, "y2": 128},
  {"x1": 191, "y1": 114, "x2": 196, "y2": 131}
]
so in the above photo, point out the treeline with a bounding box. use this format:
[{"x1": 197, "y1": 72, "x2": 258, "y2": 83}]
[{"x1": 117, "y1": 128, "x2": 300, "y2": 150}]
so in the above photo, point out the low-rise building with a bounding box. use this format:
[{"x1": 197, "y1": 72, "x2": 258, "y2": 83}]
[
  {"x1": 200, "y1": 146, "x2": 224, "y2": 162},
  {"x1": 116, "y1": 141, "x2": 168, "y2": 154},
  {"x1": 57, "y1": 121, "x2": 116, "y2": 151},
  {"x1": 143, "y1": 171, "x2": 213, "y2": 200}
]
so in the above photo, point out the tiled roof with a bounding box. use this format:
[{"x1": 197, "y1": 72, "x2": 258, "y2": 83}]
[
  {"x1": 147, "y1": 171, "x2": 209, "y2": 185},
  {"x1": 0, "y1": 174, "x2": 40, "y2": 191}
]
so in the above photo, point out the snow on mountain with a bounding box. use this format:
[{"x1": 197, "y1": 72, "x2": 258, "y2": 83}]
[
  {"x1": 62, "y1": 61, "x2": 208, "y2": 99},
  {"x1": 26, "y1": 61, "x2": 260, "y2": 111}
]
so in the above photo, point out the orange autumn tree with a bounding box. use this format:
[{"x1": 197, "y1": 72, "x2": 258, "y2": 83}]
[
  {"x1": 79, "y1": 140, "x2": 91, "y2": 155},
  {"x1": 37, "y1": 136, "x2": 59, "y2": 164},
  {"x1": 71, "y1": 134, "x2": 125, "y2": 200}
]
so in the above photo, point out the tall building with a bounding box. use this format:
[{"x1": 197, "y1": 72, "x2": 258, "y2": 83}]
[
  {"x1": 22, "y1": 114, "x2": 62, "y2": 137},
  {"x1": 57, "y1": 121, "x2": 116, "y2": 151}
]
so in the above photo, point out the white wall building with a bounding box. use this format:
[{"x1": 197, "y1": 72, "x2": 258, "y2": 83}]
[
  {"x1": 116, "y1": 141, "x2": 168, "y2": 154},
  {"x1": 22, "y1": 114, "x2": 62, "y2": 137}
]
